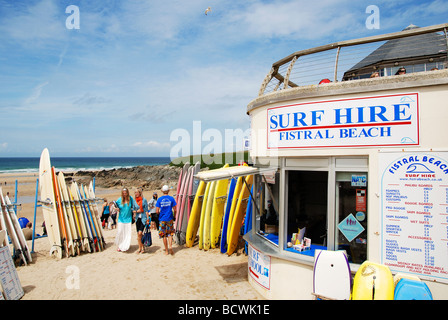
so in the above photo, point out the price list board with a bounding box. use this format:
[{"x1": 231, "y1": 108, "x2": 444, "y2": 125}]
[
  {"x1": 0, "y1": 246, "x2": 24, "y2": 300},
  {"x1": 380, "y1": 152, "x2": 448, "y2": 283}
]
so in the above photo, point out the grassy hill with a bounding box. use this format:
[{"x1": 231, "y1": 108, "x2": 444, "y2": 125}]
[{"x1": 169, "y1": 151, "x2": 251, "y2": 170}]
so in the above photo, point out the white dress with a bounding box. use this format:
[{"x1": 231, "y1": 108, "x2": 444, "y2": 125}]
[{"x1": 115, "y1": 222, "x2": 132, "y2": 251}]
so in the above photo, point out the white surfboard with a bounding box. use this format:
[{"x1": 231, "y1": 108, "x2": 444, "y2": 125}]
[
  {"x1": 4, "y1": 195, "x2": 32, "y2": 263},
  {"x1": 39, "y1": 148, "x2": 63, "y2": 259},
  {"x1": 313, "y1": 250, "x2": 351, "y2": 300},
  {"x1": 0, "y1": 188, "x2": 27, "y2": 265}
]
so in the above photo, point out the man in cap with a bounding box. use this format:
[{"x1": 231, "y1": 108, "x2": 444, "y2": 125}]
[{"x1": 156, "y1": 185, "x2": 177, "y2": 255}]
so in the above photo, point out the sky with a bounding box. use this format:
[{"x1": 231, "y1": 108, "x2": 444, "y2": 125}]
[{"x1": 0, "y1": 0, "x2": 447, "y2": 158}]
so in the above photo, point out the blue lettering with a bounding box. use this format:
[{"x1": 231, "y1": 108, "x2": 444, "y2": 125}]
[
  {"x1": 270, "y1": 115, "x2": 278, "y2": 130},
  {"x1": 334, "y1": 108, "x2": 353, "y2": 124},
  {"x1": 393, "y1": 103, "x2": 411, "y2": 121},
  {"x1": 370, "y1": 105, "x2": 388, "y2": 122},
  {"x1": 293, "y1": 112, "x2": 307, "y2": 127},
  {"x1": 278, "y1": 114, "x2": 290, "y2": 129}
]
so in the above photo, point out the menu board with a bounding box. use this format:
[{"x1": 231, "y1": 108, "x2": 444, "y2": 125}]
[
  {"x1": 0, "y1": 246, "x2": 24, "y2": 300},
  {"x1": 380, "y1": 152, "x2": 448, "y2": 283}
]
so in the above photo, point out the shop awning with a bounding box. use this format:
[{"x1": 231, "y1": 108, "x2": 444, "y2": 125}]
[{"x1": 194, "y1": 165, "x2": 277, "y2": 182}]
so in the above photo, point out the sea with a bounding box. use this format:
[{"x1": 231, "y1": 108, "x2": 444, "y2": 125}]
[{"x1": 0, "y1": 157, "x2": 172, "y2": 174}]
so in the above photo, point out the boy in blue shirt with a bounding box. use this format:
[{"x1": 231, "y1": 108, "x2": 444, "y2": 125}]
[{"x1": 156, "y1": 185, "x2": 177, "y2": 255}]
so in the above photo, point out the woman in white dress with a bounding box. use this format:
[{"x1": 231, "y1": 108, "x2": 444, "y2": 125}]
[{"x1": 114, "y1": 188, "x2": 136, "y2": 252}]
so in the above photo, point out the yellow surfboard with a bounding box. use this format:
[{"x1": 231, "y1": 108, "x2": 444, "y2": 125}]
[
  {"x1": 198, "y1": 182, "x2": 211, "y2": 250},
  {"x1": 202, "y1": 181, "x2": 216, "y2": 251},
  {"x1": 352, "y1": 261, "x2": 394, "y2": 300},
  {"x1": 226, "y1": 163, "x2": 248, "y2": 243},
  {"x1": 227, "y1": 174, "x2": 253, "y2": 255},
  {"x1": 210, "y1": 164, "x2": 229, "y2": 249},
  {"x1": 186, "y1": 180, "x2": 207, "y2": 247}
]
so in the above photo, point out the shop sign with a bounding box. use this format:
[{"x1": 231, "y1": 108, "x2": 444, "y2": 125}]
[
  {"x1": 267, "y1": 93, "x2": 419, "y2": 149},
  {"x1": 248, "y1": 244, "x2": 271, "y2": 290},
  {"x1": 380, "y1": 152, "x2": 448, "y2": 283},
  {"x1": 338, "y1": 213, "x2": 365, "y2": 242}
]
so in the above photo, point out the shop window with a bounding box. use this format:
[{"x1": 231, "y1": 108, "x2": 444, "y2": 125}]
[
  {"x1": 335, "y1": 172, "x2": 368, "y2": 264},
  {"x1": 286, "y1": 171, "x2": 328, "y2": 254},
  {"x1": 255, "y1": 173, "x2": 280, "y2": 247}
]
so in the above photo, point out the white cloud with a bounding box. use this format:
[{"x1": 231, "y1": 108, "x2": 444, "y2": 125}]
[
  {"x1": 0, "y1": 0, "x2": 64, "y2": 43},
  {"x1": 133, "y1": 141, "x2": 171, "y2": 149},
  {"x1": 24, "y1": 81, "x2": 49, "y2": 104}
]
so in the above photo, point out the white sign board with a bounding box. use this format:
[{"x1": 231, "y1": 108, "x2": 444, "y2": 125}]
[
  {"x1": 267, "y1": 93, "x2": 419, "y2": 149},
  {"x1": 380, "y1": 152, "x2": 448, "y2": 283},
  {"x1": 0, "y1": 246, "x2": 24, "y2": 300},
  {"x1": 248, "y1": 244, "x2": 271, "y2": 290}
]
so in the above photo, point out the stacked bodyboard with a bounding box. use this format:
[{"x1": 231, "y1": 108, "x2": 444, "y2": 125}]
[{"x1": 39, "y1": 148, "x2": 105, "y2": 259}]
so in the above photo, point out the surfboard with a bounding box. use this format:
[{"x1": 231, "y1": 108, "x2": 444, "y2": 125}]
[
  {"x1": 226, "y1": 163, "x2": 248, "y2": 244},
  {"x1": 175, "y1": 162, "x2": 190, "y2": 227},
  {"x1": 198, "y1": 182, "x2": 211, "y2": 250},
  {"x1": 51, "y1": 167, "x2": 73, "y2": 257},
  {"x1": 80, "y1": 184, "x2": 102, "y2": 251},
  {"x1": 67, "y1": 183, "x2": 90, "y2": 253},
  {"x1": 87, "y1": 181, "x2": 106, "y2": 249},
  {"x1": 185, "y1": 180, "x2": 207, "y2": 247},
  {"x1": 175, "y1": 165, "x2": 191, "y2": 236},
  {"x1": 313, "y1": 250, "x2": 351, "y2": 300},
  {"x1": 71, "y1": 182, "x2": 95, "y2": 252},
  {"x1": 243, "y1": 185, "x2": 253, "y2": 254},
  {"x1": 227, "y1": 174, "x2": 254, "y2": 256},
  {"x1": 394, "y1": 278, "x2": 433, "y2": 300},
  {"x1": 352, "y1": 261, "x2": 394, "y2": 300},
  {"x1": 56, "y1": 172, "x2": 80, "y2": 255},
  {"x1": 58, "y1": 172, "x2": 84, "y2": 253},
  {"x1": 0, "y1": 188, "x2": 27, "y2": 265},
  {"x1": 210, "y1": 164, "x2": 230, "y2": 249},
  {"x1": 220, "y1": 178, "x2": 236, "y2": 254},
  {"x1": 39, "y1": 148, "x2": 63, "y2": 259},
  {"x1": 4, "y1": 194, "x2": 32, "y2": 263},
  {"x1": 188, "y1": 162, "x2": 201, "y2": 217},
  {"x1": 0, "y1": 230, "x2": 5, "y2": 248},
  {"x1": 202, "y1": 181, "x2": 216, "y2": 251},
  {"x1": 176, "y1": 166, "x2": 193, "y2": 245}
]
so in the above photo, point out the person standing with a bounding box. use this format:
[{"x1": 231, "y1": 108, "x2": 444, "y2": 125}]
[
  {"x1": 148, "y1": 192, "x2": 159, "y2": 231},
  {"x1": 114, "y1": 188, "x2": 136, "y2": 252},
  {"x1": 156, "y1": 185, "x2": 176, "y2": 255},
  {"x1": 101, "y1": 198, "x2": 110, "y2": 229},
  {"x1": 134, "y1": 188, "x2": 149, "y2": 254}
]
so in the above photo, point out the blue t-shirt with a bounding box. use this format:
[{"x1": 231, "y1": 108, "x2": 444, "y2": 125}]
[
  {"x1": 156, "y1": 195, "x2": 177, "y2": 222},
  {"x1": 116, "y1": 197, "x2": 135, "y2": 224}
]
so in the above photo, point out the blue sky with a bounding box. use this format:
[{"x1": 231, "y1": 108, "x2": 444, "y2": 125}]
[{"x1": 0, "y1": 0, "x2": 447, "y2": 158}]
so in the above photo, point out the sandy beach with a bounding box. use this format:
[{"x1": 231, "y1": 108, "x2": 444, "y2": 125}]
[{"x1": 0, "y1": 172, "x2": 264, "y2": 300}]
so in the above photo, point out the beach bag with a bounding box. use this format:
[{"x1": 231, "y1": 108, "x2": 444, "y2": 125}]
[{"x1": 142, "y1": 225, "x2": 152, "y2": 247}]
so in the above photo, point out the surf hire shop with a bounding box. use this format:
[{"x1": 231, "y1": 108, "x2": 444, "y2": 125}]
[{"x1": 236, "y1": 70, "x2": 448, "y2": 300}]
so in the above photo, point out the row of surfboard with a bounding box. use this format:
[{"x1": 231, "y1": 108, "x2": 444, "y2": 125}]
[
  {"x1": 313, "y1": 250, "x2": 433, "y2": 300},
  {"x1": 173, "y1": 162, "x2": 253, "y2": 255},
  {"x1": 39, "y1": 148, "x2": 105, "y2": 259},
  {"x1": 0, "y1": 187, "x2": 32, "y2": 266}
]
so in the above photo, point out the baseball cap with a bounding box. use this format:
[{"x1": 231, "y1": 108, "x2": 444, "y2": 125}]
[{"x1": 162, "y1": 185, "x2": 169, "y2": 192}]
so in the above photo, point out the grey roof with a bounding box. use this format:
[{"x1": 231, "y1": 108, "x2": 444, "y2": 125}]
[{"x1": 345, "y1": 25, "x2": 447, "y2": 74}]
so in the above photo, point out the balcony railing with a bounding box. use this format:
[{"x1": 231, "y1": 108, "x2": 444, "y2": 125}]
[{"x1": 258, "y1": 23, "x2": 448, "y2": 97}]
